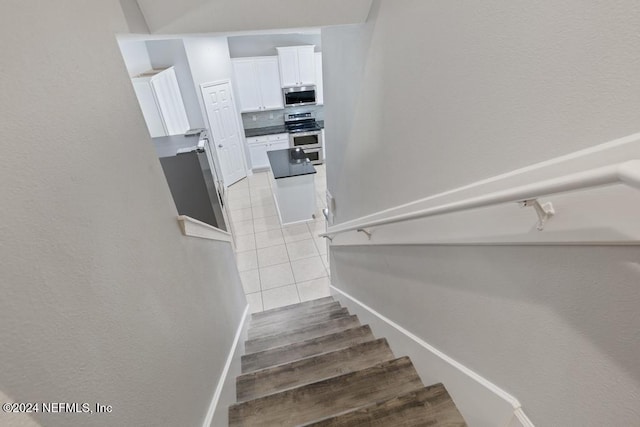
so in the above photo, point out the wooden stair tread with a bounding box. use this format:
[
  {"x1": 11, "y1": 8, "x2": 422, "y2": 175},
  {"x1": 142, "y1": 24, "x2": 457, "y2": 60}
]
[
  {"x1": 245, "y1": 315, "x2": 360, "y2": 354},
  {"x1": 241, "y1": 325, "x2": 375, "y2": 373},
  {"x1": 251, "y1": 296, "x2": 335, "y2": 321},
  {"x1": 229, "y1": 357, "x2": 423, "y2": 427},
  {"x1": 236, "y1": 338, "x2": 395, "y2": 402},
  {"x1": 249, "y1": 301, "x2": 342, "y2": 329},
  {"x1": 303, "y1": 383, "x2": 467, "y2": 426},
  {"x1": 247, "y1": 307, "x2": 350, "y2": 340}
]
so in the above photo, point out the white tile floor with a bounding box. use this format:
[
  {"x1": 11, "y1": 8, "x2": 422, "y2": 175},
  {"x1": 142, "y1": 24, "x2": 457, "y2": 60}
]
[{"x1": 227, "y1": 165, "x2": 330, "y2": 313}]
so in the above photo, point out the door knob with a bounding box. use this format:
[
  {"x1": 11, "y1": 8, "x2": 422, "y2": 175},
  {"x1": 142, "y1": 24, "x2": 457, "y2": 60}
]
[{"x1": 218, "y1": 144, "x2": 223, "y2": 148}]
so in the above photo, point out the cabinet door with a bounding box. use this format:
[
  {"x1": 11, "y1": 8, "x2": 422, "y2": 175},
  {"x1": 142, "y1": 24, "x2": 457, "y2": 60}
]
[
  {"x1": 314, "y1": 53, "x2": 323, "y2": 105},
  {"x1": 268, "y1": 141, "x2": 289, "y2": 152},
  {"x1": 232, "y1": 59, "x2": 262, "y2": 112},
  {"x1": 249, "y1": 142, "x2": 269, "y2": 170},
  {"x1": 267, "y1": 133, "x2": 289, "y2": 143},
  {"x1": 132, "y1": 79, "x2": 166, "y2": 137},
  {"x1": 277, "y1": 47, "x2": 300, "y2": 87},
  {"x1": 297, "y1": 46, "x2": 316, "y2": 86},
  {"x1": 152, "y1": 68, "x2": 190, "y2": 136},
  {"x1": 256, "y1": 58, "x2": 284, "y2": 110}
]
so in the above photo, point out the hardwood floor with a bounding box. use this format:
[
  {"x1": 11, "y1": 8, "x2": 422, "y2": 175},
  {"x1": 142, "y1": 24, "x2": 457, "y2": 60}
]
[{"x1": 230, "y1": 296, "x2": 467, "y2": 426}]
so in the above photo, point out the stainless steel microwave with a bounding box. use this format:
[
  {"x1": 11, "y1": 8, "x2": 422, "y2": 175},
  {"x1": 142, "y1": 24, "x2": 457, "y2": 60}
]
[{"x1": 283, "y1": 86, "x2": 316, "y2": 107}]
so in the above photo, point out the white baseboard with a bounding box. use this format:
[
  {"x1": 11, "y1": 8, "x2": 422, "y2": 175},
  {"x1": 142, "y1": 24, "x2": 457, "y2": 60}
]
[
  {"x1": 330, "y1": 285, "x2": 535, "y2": 427},
  {"x1": 202, "y1": 305, "x2": 250, "y2": 427}
]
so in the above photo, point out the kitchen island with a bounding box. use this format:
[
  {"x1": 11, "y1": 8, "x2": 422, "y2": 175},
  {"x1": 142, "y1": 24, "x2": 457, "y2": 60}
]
[{"x1": 267, "y1": 148, "x2": 317, "y2": 225}]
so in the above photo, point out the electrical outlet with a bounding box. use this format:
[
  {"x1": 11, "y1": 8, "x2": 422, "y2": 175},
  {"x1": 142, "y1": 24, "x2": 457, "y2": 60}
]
[
  {"x1": 269, "y1": 113, "x2": 274, "y2": 119},
  {"x1": 252, "y1": 115, "x2": 257, "y2": 121}
]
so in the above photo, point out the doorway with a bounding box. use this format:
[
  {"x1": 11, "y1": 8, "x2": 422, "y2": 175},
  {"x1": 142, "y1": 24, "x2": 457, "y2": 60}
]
[{"x1": 201, "y1": 80, "x2": 247, "y2": 187}]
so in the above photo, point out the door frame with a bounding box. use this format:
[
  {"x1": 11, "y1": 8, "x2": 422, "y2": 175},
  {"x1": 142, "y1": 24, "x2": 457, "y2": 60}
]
[{"x1": 200, "y1": 79, "x2": 248, "y2": 188}]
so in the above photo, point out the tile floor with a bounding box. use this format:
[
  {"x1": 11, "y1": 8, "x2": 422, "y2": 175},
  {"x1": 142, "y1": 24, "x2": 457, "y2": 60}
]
[{"x1": 227, "y1": 165, "x2": 330, "y2": 313}]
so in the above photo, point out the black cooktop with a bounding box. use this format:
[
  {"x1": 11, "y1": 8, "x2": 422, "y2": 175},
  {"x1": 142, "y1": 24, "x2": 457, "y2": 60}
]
[
  {"x1": 267, "y1": 148, "x2": 317, "y2": 179},
  {"x1": 285, "y1": 122, "x2": 323, "y2": 133}
]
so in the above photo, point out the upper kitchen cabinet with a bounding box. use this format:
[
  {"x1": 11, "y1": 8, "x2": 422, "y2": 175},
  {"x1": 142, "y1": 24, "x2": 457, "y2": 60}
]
[
  {"x1": 232, "y1": 57, "x2": 283, "y2": 112},
  {"x1": 276, "y1": 46, "x2": 316, "y2": 88},
  {"x1": 314, "y1": 52, "x2": 324, "y2": 105},
  {"x1": 132, "y1": 67, "x2": 190, "y2": 138}
]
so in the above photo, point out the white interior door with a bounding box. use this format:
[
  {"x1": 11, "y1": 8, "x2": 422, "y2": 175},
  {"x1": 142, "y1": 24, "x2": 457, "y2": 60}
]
[{"x1": 201, "y1": 81, "x2": 247, "y2": 187}]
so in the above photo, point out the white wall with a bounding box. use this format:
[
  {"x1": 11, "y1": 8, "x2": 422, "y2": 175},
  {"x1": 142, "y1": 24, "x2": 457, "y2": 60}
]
[
  {"x1": 331, "y1": 245, "x2": 640, "y2": 426},
  {"x1": 136, "y1": 0, "x2": 372, "y2": 34},
  {"x1": 118, "y1": 0, "x2": 150, "y2": 33},
  {"x1": 324, "y1": 0, "x2": 640, "y2": 224},
  {"x1": 323, "y1": 1, "x2": 640, "y2": 425},
  {"x1": 228, "y1": 33, "x2": 321, "y2": 58},
  {"x1": 147, "y1": 39, "x2": 205, "y2": 128},
  {"x1": 117, "y1": 39, "x2": 152, "y2": 76},
  {"x1": 0, "y1": 2, "x2": 246, "y2": 426},
  {"x1": 183, "y1": 36, "x2": 235, "y2": 91}
]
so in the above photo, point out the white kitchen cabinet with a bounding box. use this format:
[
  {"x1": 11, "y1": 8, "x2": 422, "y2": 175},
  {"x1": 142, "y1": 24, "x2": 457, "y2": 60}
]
[
  {"x1": 247, "y1": 133, "x2": 289, "y2": 170},
  {"x1": 232, "y1": 57, "x2": 283, "y2": 112},
  {"x1": 248, "y1": 142, "x2": 269, "y2": 170},
  {"x1": 314, "y1": 52, "x2": 324, "y2": 105},
  {"x1": 276, "y1": 46, "x2": 316, "y2": 88},
  {"x1": 232, "y1": 60, "x2": 261, "y2": 112},
  {"x1": 132, "y1": 67, "x2": 190, "y2": 137}
]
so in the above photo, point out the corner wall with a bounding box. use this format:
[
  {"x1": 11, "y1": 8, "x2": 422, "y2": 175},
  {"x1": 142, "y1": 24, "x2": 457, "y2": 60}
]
[
  {"x1": 118, "y1": 39, "x2": 153, "y2": 76},
  {"x1": 183, "y1": 36, "x2": 248, "y2": 180},
  {"x1": 0, "y1": 2, "x2": 245, "y2": 426},
  {"x1": 147, "y1": 39, "x2": 205, "y2": 129},
  {"x1": 322, "y1": 1, "x2": 640, "y2": 425}
]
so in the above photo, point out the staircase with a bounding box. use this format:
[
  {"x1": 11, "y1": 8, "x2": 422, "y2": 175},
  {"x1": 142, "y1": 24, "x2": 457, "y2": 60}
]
[{"x1": 229, "y1": 296, "x2": 467, "y2": 426}]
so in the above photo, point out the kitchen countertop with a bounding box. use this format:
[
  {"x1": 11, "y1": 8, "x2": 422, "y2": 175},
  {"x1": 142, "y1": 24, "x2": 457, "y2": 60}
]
[
  {"x1": 267, "y1": 148, "x2": 317, "y2": 179},
  {"x1": 244, "y1": 120, "x2": 324, "y2": 138},
  {"x1": 152, "y1": 132, "x2": 205, "y2": 158}
]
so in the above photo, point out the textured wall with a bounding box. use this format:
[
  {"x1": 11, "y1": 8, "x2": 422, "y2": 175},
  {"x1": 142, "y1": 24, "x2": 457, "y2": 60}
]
[
  {"x1": 323, "y1": 1, "x2": 640, "y2": 425},
  {"x1": 331, "y1": 245, "x2": 640, "y2": 426},
  {"x1": 0, "y1": 2, "x2": 246, "y2": 426},
  {"x1": 324, "y1": 0, "x2": 640, "y2": 224}
]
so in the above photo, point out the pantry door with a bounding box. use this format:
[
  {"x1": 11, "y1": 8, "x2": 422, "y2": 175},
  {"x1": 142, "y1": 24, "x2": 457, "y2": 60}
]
[{"x1": 201, "y1": 81, "x2": 247, "y2": 186}]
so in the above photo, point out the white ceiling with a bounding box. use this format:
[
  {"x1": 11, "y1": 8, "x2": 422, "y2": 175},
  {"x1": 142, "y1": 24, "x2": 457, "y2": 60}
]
[{"x1": 135, "y1": 0, "x2": 373, "y2": 34}]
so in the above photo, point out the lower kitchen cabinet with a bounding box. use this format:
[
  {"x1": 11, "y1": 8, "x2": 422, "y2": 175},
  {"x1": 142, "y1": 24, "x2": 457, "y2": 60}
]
[{"x1": 247, "y1": 133, "x2": 289, "y2": 170}]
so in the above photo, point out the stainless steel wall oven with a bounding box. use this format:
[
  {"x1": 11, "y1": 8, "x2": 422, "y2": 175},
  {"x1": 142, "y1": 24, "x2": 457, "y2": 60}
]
[{"x1": 285, "y1": 111, "x2": 324, "y2": 165}]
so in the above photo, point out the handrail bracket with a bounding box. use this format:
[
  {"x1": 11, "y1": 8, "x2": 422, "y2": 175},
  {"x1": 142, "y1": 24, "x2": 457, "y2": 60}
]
[
  {"x1": 519, "y1": 199, "x2": 555, "y2": 231},
  {"x1": 321, "y1": 235, "x2": 333, "y2": 242},
  {"x1": 357, "y1": 228, "x2": 373, "y2": 240}
]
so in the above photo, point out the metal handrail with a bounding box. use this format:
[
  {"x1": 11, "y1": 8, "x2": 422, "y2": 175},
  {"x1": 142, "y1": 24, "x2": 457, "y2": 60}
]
[{"x1": 319, "y1": 160, "x2": 640, "y2": 240}]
